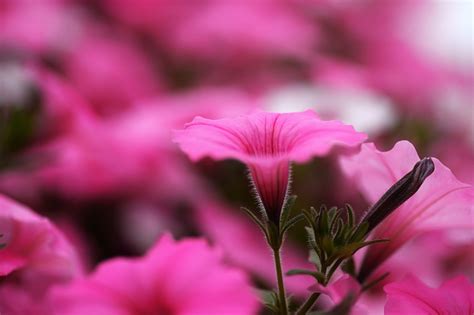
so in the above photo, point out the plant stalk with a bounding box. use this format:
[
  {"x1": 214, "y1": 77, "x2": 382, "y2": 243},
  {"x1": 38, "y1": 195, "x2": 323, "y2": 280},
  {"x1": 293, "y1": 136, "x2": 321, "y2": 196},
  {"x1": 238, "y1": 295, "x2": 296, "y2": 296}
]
[
  {"x1": 296, "y1": 293, "x2": 321, "y2": 315},
  {"x1": 273, "y1": 248, "x2": 288, "y2": 315}
]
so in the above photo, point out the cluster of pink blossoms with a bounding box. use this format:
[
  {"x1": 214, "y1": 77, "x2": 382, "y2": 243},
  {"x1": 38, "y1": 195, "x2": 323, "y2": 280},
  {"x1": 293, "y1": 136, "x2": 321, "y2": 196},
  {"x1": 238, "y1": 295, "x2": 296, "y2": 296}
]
[
  {"x1": 1, "y1": 108, "x2": 473, "y2": 314},
  {"x1": 0, "y1": 0, "x2": 473, "y2": 314}
]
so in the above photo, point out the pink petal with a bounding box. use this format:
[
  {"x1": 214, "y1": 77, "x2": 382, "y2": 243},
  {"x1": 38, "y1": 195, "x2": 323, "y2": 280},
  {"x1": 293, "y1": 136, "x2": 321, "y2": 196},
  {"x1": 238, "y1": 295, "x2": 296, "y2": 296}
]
[
  {"x1": 340, "y1": 141, "x2": 474, "y2": 273},
  {"x1": 174, "y1": 110, "x2": 366, "y2": 165},
  {"x1": 384, "y1": 275, "x2": 474, "y2": 314},
  {"x1": 175, "y1": 110, "x2": 366, "y2": 219},
  {"x1": 0, "y1": 195, "x2": 81, "y2": 280},
  {"x1": 50, "y1": 233, "x2": 260, "y2": 315}
]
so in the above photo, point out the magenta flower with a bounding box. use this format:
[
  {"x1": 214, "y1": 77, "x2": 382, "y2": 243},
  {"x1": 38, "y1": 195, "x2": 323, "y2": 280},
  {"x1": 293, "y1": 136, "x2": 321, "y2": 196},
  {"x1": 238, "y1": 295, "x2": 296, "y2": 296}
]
[
  {"x1": 174, "y1": 110, "x2": 366, "y2": 223},
  {"x1": 50, "y1": 233, "x2": 259, "y2": 315},
  {"x1": 0, "y1": 194, "x2": 82, "y2": 314},
  {"x1": 384, "y1": 275, "x2": 474, "y2": 314},
  {"x1": 340, "y1": 141, "x2": 474, "y2": 279},
  {"x1": 0, "y1": 195, "x2": 81, "y2": 279}
]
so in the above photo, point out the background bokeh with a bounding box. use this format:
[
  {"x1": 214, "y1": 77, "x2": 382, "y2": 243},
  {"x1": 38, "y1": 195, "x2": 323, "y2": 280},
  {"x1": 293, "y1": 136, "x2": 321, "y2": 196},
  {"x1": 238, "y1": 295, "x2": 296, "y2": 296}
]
[{"x1": 0, "y1": 0, "x2": 472, "y2": 309}]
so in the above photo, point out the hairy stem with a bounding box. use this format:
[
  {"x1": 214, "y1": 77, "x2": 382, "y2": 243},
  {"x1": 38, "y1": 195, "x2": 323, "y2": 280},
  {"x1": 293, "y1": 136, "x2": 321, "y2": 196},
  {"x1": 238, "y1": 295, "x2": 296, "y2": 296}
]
[{"x1": 273, "y1": 248, "x2": 288, "y2": 315}]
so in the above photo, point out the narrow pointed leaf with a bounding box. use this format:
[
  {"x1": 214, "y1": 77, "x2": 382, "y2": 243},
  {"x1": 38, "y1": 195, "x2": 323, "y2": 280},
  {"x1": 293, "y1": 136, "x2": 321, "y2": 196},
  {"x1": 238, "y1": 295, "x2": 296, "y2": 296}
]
[
  {"x1": 240, "y1": 207, "x2": 266, "y2": 233},
  {"x1": 280, "y1": 195, "x2": 297, "y2": 227},
  {"x1": 345, "y1": 204, "x2": 355, "y2": 228},
  {"x1": 281, "y1": 213, "x2": 304, "y2": 236},
  {"x1": 309, "y1": 249, "x2": 322, "y2": 270},
  {"x1": 287, "y1": 269, "x2": 326, "y2": 283}
]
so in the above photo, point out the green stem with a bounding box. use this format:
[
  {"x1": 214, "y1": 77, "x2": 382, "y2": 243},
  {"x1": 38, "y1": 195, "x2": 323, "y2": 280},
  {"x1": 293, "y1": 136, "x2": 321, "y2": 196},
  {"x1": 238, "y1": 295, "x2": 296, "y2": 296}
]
[
  {"x1": 296, "y1": 293, "x2": 321, "y2": 315},
  {"x1": 273, "y1": 248, "x2": 288, "y2": 315}
]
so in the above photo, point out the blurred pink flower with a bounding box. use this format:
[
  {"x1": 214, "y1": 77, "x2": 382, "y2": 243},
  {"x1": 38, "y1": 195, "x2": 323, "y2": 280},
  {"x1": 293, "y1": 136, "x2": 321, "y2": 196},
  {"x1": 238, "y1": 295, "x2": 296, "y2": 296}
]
[
  {"x1": 50, "y1": 233, "x2": 260, "y2": 315},
  {"x1": 175, "y1": 110, "x2": 366, "y2": 222},
  {"x1": 103, "y1": 0, "x2": 315, "y2": 63},
  {"x1": 431, "y1": 139, "x2": 474, "y2": 185},
  {"x1": 0, "y1": 194, "x2": 82, "y2": 314},
  {"x1": 355, "y1": 231, "x2": 473, "y2": 313},
  {"x1": 169, "y1": 0, "x2": 315, "y2": 62},
  {"x1": 384, "y1": 275, "x2": 474, "y2": 314},
  {"x1": 0, "y1": 195, "x2": 81, "y2": 279},
  {"x1": 0, "y1": 0, "x2": 83, "y2": 54},
  {"x1": 64, "y1": 34, "x2": 161, "y2": 116},
  {"x1": 340, "y1": 141, "x2": 474, "y2": 279},
  {"x1": 0, "y1": 88, "x2": 257, "y2": 202},
  {"x1": 33, "y1": 69, "x2": 98, "y2": 135}
]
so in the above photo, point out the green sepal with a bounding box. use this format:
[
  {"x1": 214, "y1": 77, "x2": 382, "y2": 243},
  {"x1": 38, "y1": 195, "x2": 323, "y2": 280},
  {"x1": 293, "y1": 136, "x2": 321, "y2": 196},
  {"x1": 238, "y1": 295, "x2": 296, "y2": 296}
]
[
  {"x1": 329, "y1": 208, "x2": 342, "y2": 234},
  {"x1": 350, "y1": 222, "x2": 369, "y2": 243},
  {"x1": 309, "y1": 249, "x2": 322, "y2": 271},
  {"x1": 266, "y1": 221, "x2": 280, "y2": 249},
  {"x1": 345, "y1": 204, "x2": 355, "y2": 228},
  {"x1": 322, "y1": 236, "x2": 334, "y2": 256},
  {"x1": 280, "y1": 195, "x2": 297, "y2": 228},
  {"x1": 327, "y1": 239, "x2": 389, "y2": 265},
  {"x1": 259, "y1": 289, "x2": 279, "y2": 313},
  {"x1": 280, "y1": 213, "x2": 304, "y2": 237},
  {"x1": 318, "y1": 205, "x2": 329, "y2": 236},
  {"x1": 240, "y1": 207, "x2": 266, "y2": 234}
]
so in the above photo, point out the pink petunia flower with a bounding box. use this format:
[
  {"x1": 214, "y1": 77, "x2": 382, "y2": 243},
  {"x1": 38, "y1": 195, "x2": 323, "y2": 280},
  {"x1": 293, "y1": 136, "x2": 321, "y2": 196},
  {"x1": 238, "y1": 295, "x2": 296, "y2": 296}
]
[
  {"x1": 0, "y1": 194, "x2": 82, "y2": 314},
  {"x1": 50, "y1": 233, "x2": 260, "y2": 315},
  {"x1": 174, "y1": 110, "x2": 366, "y2": 223},
  {"x1": 384, "y1": 275, "x2": 474, "y2": 314},
  {"x1": 339, "y1": 141, "x2": 474, "y2": 280},
  {"x1": 63, "y1": 33, "x2": 162, "y2": 116},
  {"x1": 0, "y1": 194, "x2": 81, "y2": 279}
]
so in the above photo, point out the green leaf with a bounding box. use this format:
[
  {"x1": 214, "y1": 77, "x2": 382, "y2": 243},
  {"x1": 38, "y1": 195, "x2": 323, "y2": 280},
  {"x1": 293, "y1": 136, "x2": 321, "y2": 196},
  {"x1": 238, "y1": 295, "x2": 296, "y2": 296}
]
[
  {"x1": 322, "y1": 236, "x2": 334, "y2": 255},
  {"x1": 319, "y1": 205, "x2": 329, "y2": 236},
  {"x1": 240, "y1": 207, "x2": 266, "y2": 234},
  {"x1": 350, "y1": 222, "x2": 369, "y2": 242},
  {"x1": 329, "y1": 208, "x2": 342, "y2": 235},
  {"x1": 258, "y1": 289, "x2": 279, "y2": 312},
  {"x1": 331, "y1": 239, "x2": 390, "y2": 261},
  {"x1": 309, "y1": 249, "x2": 322, "y2": 271},
  {"x1": 310, "y1": 206, "x2": 319, "y2": 218},
  {"x1": 345, "y1": 204, "x2": 355, "y2": 228},
  {"x1": 266, "y1": 221, "x2": 280, "y2": 249},
  {"x1": 306, "y1": 226, "x2": 318, "y2": 250},
  {"x1": 280, "y1": 213, "x2": 304, "y2": 236},
  {"x1": 333, "y1": 218, "x2": 345, "y2": 245},
  {"x1": 280, "y1": 195, "x2": 297, "y2": 227},
  {"x1": 287, "y1": 269, "x2": 326, "y2": 283},
  {"x1": 302, "y1": 209, "x2": 317, "y2": 232}
]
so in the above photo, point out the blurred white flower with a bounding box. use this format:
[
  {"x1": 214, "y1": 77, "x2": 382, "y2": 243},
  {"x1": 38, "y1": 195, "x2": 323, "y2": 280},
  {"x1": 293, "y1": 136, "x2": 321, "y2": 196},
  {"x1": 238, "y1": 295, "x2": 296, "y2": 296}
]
[{"x1": 264, "y1": 84, "x2": 397, "y2": 136}]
